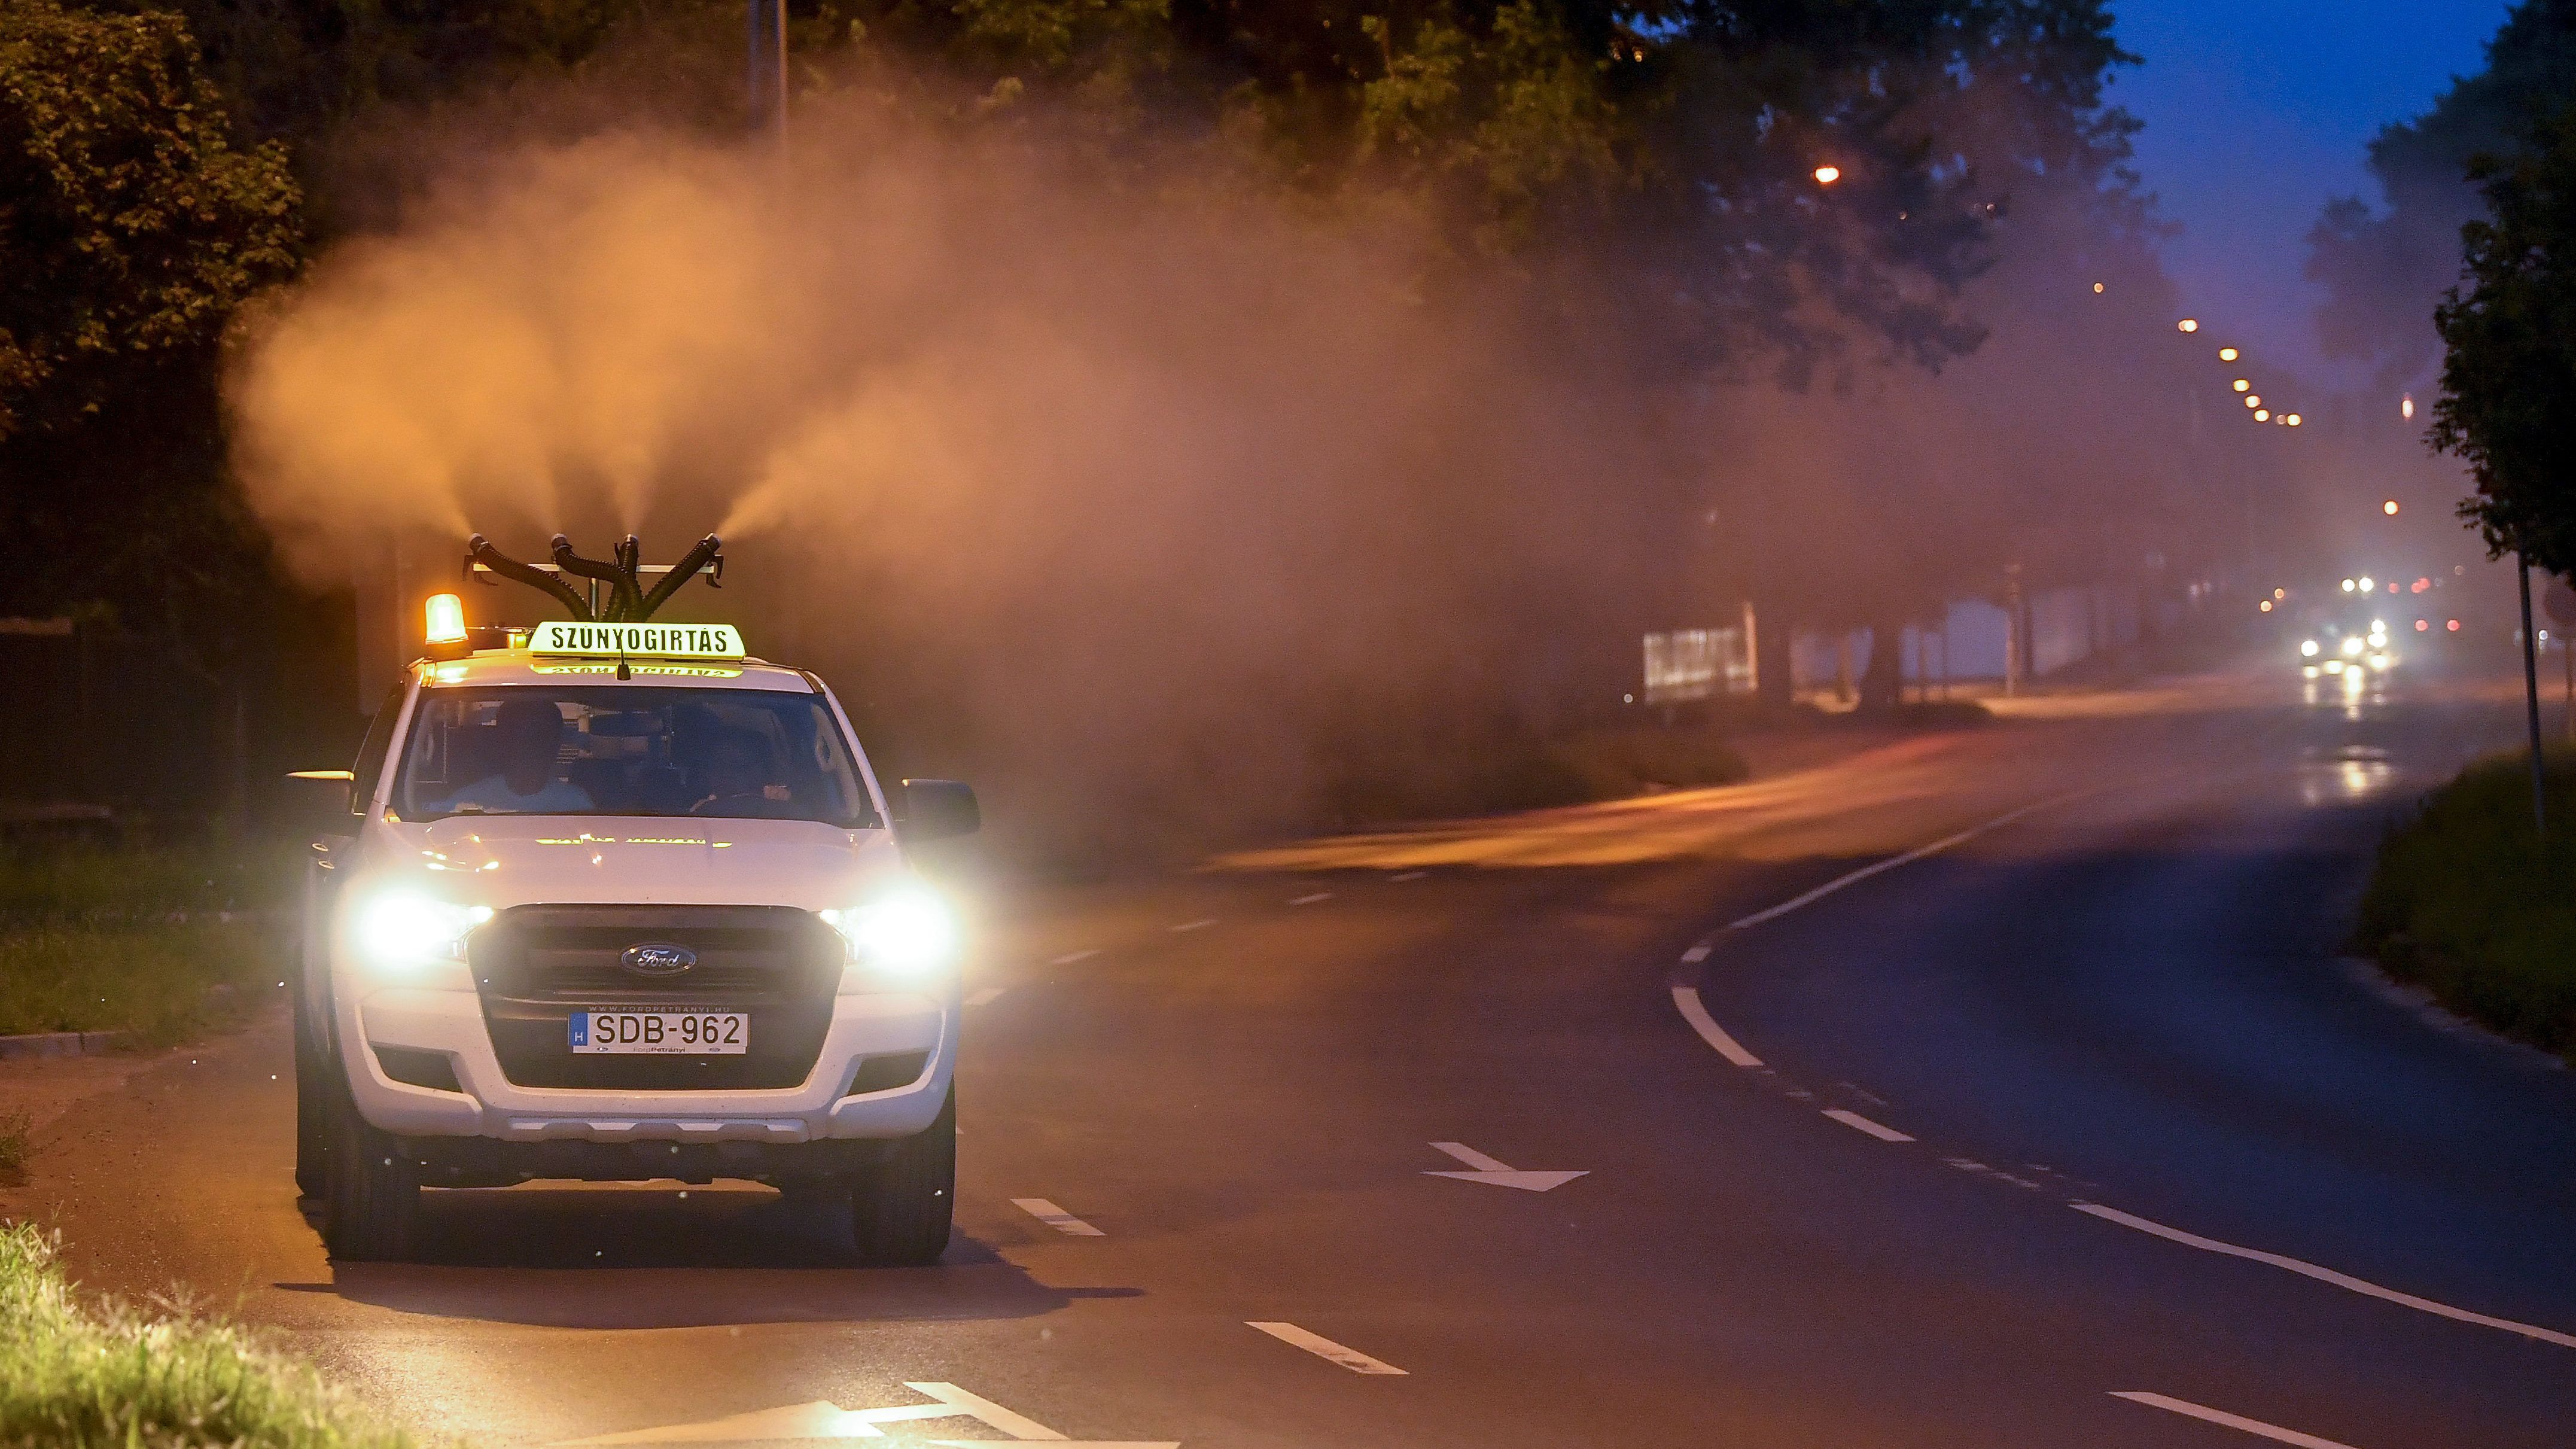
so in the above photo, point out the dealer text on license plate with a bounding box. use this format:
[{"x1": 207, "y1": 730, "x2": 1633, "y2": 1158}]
[{"x1": 569, "y1": 1010, "x2": 748, "y2": 1054}]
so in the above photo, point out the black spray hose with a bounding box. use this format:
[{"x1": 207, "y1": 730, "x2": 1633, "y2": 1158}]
[
  {"x1": 551, "y1": 535, "x2": 632, "y2": 621},
  {"x1": 468, "y1": 535, "x2": 593, "y2": 620},
  {"x1": 611, "y1": 535, "x2": 647, "y2": 622},
  {"x1": 634, "y1": 534, "x2": 723, "y2": 622}
]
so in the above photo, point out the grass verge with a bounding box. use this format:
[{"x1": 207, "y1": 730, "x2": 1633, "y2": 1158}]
[
  {"x1": 0, "y1": 1222, "x2": 416, "y2": 1448},
  {"x1": 0, "y1": 841, "x2": 296, "y2": 1044},
  {"x1": 2353, "y1": 747, "x2": 2576, "y2": 1061}
]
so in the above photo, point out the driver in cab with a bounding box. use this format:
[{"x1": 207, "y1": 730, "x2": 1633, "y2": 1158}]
[{"x1": 430, "y1": 698, "x2": 595, "y2": 815}]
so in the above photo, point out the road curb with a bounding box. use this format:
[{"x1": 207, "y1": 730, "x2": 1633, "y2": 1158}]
[{"x1": 0, "y1": 1030, "x2": 131, "y2": 1061}]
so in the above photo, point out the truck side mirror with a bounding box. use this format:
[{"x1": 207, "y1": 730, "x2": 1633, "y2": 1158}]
[
  {"x1": 897, "y1": 779, "x2": 981, "y2": 842},
  {"x1": 283, "y1": 769, "x2": 355, "y2": 841}
]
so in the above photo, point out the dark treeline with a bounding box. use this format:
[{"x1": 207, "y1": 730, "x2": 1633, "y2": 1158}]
[{"x1": 4, "y1": 0, "x2": 2145, "y2": 824}]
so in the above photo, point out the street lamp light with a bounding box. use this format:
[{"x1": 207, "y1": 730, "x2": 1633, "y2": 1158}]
[
  {"x1": 2219, "y1": 347, "x2": 2239, "y2": 361},
  {"x1": 2384, "y1": 500, "x2": 2400, "y2": 515},
  {"x1": 1812, "y1": 165, "x2": 1841, "y2": 185},
  {"x1": 2178, "y1": 319, "x2": 2200, "y2": 333},
  {"x1": 2233, "y1": 379, "x2": 2251, "y2": 392}
]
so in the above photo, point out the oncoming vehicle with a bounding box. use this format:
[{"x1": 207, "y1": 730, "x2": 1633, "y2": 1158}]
[
  {"x1": 2296, "y1": 614, "x2": 2398, "y2": 683},
  {"x1": 288, "y1": 534, "x2": 979, "y2": 1264}
]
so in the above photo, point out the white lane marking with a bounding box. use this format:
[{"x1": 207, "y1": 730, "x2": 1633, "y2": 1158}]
[
  {"x1": 1247, "y1": 1321, "x2": 1408, "y2": 1375},
  {"x1": 1289, "y1": 891, "x2": 1333, "y2": 905},
  {"x1": 1423, "y1": 1141, "x2": 1588, "y2": 1192},
  {"x1": 1169, "y1": 918, "x2": 1217, "y2": 933},
  {"x1": 1048, "y1": 949, "x2": 1100, "y2": 966},
  {"x1": 1821, "y1": 1108, "x2": 1914, "y2": 1143},
  {"x1": 2111, "y1": 1392, "x2": 2363, "y2": 1448},
  {"x1": 965, "y1": 987, "x2": 1004, "y2": 1007},
  {"x1": 2074, "y1": 1203, "x2": 2576, "y2": 1350},
  {"x1": 550, "y1": 1380, "x2": 1176, "y2": 1445},
  {"x1": 1670, "y1": 986, "x2": 1763, "y2": 1067},
  {"x1": 1012, "y1": 1198, "x2": 1105, "y2": 1236},
  {"x1": 1725, "y1": 787, "x2": 2093, "y2": 932},
  {"x1": 1389, "y1": 870, "x2": 1427, "y2": 881},
  {"x1": 1679, "y1": 943, "x2": 1711, "y2": 963}
]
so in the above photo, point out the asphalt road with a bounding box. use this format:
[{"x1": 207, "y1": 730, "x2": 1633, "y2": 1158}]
[{"x1": 12, "y1": 669, "x2": 2576, "y2": 1448}]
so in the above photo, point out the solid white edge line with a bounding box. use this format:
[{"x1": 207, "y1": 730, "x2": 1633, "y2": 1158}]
[
  {"x1": 1679, "y1": 943, "x2": 1712, "y2": 963},
  {"x1": 1048, "y1": 949, "x2": 1100, "y2": 966},
  {"x1": 1289, "y1": 891, "x2": 1333, "y2": 905},
  {"x1": 1670, "y1": 987, "x2": 1763, "y2": 1067},
  {"x1": 2111, "y1": 1393, "x2": 2362, "y2": 1448},
  {"x1": 1725, "y1": 787, "x2": 2093, "y2": 932},
  {"x1": 1010, "y1": 1198, "x2": 1106, "y2": 1236},
  {"x1": 1169, "y1": 918, "x2": 1217, "y2": 933},
  {"x1": 1821, "y1": 1108, "x2": 1914, "y2": 1143},
  {"x1": 964, "y1": 987, "x2": 1004, "y2": 1007},
  {"x1": 2075, "y1": 1203, "x2": 2576, "y2": 1350},
  {"x1": 1246, "y1": 1322, "x2": 1408, "y2": 1375},
  {"x1": 1390, "y1": 870, "x2": 1427, "y2": 881}
]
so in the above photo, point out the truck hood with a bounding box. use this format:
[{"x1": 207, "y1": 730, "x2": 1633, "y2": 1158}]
[{"x1": 368, "y1": 815, "x2": 901, "y2": 911}]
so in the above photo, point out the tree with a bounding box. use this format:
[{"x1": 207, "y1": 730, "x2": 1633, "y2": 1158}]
[
  {"x1": 2430, "y1": 104, "x2": 2576, "y2": 575},
  {"x1": 0, "y1": 1, "x2": 302, "y2": 437},
  {"x1": 2310, "y1": 0, "x2": 2576, "y2": 396}
]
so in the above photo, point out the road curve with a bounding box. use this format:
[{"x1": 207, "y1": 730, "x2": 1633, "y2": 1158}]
[{"x1": 8, "y1": 672, "x2": 2571, "y2": 1448}]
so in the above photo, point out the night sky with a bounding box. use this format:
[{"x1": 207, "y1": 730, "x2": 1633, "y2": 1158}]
[{"x1": 2114, "y1": 0, "x2": 2511, "y2": 381}]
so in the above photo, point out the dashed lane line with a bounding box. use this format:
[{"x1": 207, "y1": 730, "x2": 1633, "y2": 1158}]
[
  {"x1": 1821, "y1": 1108, "x2": 1914, "y2": 1143},
  {"x1": 1289, "y1": 891, "x2": 1333, "y2": 905},
  {"x1": 1679, "y1": 944, "x2": 1711, "y2": 963},
  {"x1": 2075, "y1": 1203, "x2": 2576, "y2": 1351},
  {"x1": 2111, "y1": 1392, "x2": 2363, "y2": 1448},
  {"x1": 965, "y1": 987, "x2": 1005, "y2": 1007},
  {"x1": 1670, "y1": 986, "x2": 1763, "y2": 1068},
  {"x1": 1247, "y1": 1322, "x2": 1408, "y2": 1375},
  {"x1": 1389, "y1": 870, "x2": 1427, "y2": 882},
  {"x1": 1012, "y1": 1198, "x2": 1106, "y2": 1236},
  {"x1": 1048, "y1": 949, "x2": 1100, "y2": 966},
  {"x1": 1169, "y1": 918, "x2": 1218, "y2": 933}
]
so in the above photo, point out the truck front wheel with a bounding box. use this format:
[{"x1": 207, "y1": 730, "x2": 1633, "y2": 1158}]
[
  {"x1": 321, "y1": 1069, "x2": 420, "y2": 1262},
  {"x1": 851, "y1": 1086, "x2": 954, "y2": 1267}
]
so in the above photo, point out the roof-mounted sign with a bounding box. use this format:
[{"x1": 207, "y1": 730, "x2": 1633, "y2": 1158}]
[{"x1": 527, "y1": 620, "x2": 745, "y2": 660}]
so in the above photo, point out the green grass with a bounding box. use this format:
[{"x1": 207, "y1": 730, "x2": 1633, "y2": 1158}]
[
  {"x1": 0, "y1": 1222, "x2": 418, "y2": 1449},
  {"x1": 2353, "y1": 747, "x2": 2576, "y2": 1061},
  {"x1": 0, "y1": 842, "x2": 296, "y2": 1043}
]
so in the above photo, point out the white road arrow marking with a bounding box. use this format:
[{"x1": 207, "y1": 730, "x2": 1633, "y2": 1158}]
[
  {"x1": 1421, "y1": 1140, "x2": 1588, "y2": 1192},
  {"x1": 1013, "y1": 1197, "x2": 1105, "y2": 1235},
  {"x1": 550, "y1": 1381, "x2": 1176, "y2": 1446}
]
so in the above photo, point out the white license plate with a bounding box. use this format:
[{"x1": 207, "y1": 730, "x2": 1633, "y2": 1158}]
[{"x1": 569, "y1": 1010, "x2": 748, "y2": 1054}]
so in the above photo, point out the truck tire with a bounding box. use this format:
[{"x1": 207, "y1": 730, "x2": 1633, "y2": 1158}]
[
  {"x1": 293, "y1": 987, "x2": 327, "y2": 1201},
  {"x1": 321, "y1": 1069, "x2": 419, "y2": 1262},
  {"x1": 851, "y1": 1085, "x2": 954, "y2": 1267}
]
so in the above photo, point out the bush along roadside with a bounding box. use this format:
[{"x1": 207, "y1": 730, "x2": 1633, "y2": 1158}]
[
  {"x1": 0, "y1": 1222, "x2": 418, "y2": 1448},
  {"x1": 0, "y1": 840, "x2": 298, "y2": 1045},
  {"x1": 2352, "y1": 747, "x2": 2576, "y2": 1062}
]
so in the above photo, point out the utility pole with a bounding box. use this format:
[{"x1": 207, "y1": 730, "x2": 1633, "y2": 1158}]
[
  {"x1": 2519, "y1": 550, "x2": 2547, "y2": 835},
  {"x1": 748, "y1": 1, "x2": 788, "y2": 146}
]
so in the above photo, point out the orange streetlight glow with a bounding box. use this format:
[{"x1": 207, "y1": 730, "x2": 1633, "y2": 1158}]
[
  {"x1": 2219, "y1": 347, "x2": 2239, "y2": 361},
  {"x1": 2233, "y1": 379, "x2": 2251, "y2": 392},
  {"x1": 2401, "y1": 394, "x2": 2415, "y2": 419},
  {"x1": 2260, "y1": 600, "x2": 2273, "y2": 611},
  {"x1": 2285, "y1": 413, "x2": 2301, "y2": 427},
  {"x1": 1812, "y1": 165, "x2": 1841, "y2": 185},
  {"x1": 2093, "y1": 282, "x2": 2105, "y2": 293},
  {"x1": 2254, "y1": 409, "x2": 2270, "y2": 421},
  {"x1": 2178, "y1": 318, "x2": 2199, "y2": 333},
  {"x1": 2384, "y1": 500, "x2": 2400, "y2": 515}
]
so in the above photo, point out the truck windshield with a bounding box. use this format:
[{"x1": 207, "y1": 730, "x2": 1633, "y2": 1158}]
[{"x1": 390, "y1": 686, "x2": 879, "y2": 827}]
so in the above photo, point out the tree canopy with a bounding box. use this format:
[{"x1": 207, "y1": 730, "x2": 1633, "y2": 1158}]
[
  {"x1": 0, "y1": 0, "x2": 301, "y2": 437},
  {"x1": 2431, "y1": 102, "x2": 2576, "y2": 574}
]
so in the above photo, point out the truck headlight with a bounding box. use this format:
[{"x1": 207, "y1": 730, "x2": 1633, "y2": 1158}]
[
  {"x1": 355, "y1": 890, "x2": 492, "y2": 976},
  {"x1": 823, "y1": 885, "x2": 958, "y2": 986}
]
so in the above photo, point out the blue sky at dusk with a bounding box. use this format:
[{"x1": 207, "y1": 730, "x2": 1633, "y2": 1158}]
[{"x1": 2111, "y1": 0, "x2": 2511, "y2": 379}]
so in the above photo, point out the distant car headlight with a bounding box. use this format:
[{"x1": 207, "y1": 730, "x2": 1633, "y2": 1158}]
[
  {"x1": 2300, "y1": 639, "x2": 2320, "y2": 657},
  {"x1": 823, "y1": 885, "x2": 958, "y2": 987},
  {"x1": 354, "y1": 890, "x2": 492, "y2": 976},
  {"x1": 2341, "y1": 637, "x2": 2365, "y2": 657},
  {"x1": 2369, "y1": 653, "x2": 2392, "y2": 669}
]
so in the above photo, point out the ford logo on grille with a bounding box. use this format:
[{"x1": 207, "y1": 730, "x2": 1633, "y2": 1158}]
[{"x1": 620, "y1": 942, "x2": 698, "y2": 978}]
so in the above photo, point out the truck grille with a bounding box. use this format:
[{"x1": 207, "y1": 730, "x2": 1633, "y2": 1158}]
[{"x1": 471, "y1": 904, "x2": 841, "y2": 1089}]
